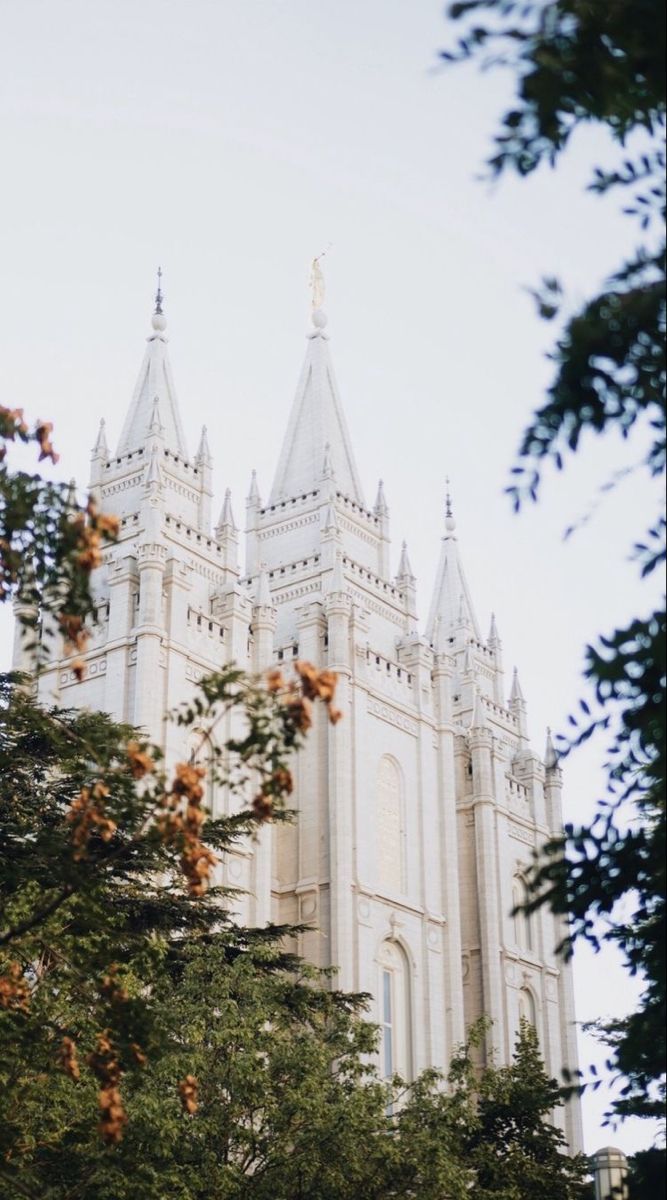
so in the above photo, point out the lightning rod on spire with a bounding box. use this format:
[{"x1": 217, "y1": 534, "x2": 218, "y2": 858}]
[{"x1": 154, "y1": 266, "x2": 164, "y2": 316}]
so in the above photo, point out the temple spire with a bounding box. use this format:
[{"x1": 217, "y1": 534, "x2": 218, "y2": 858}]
[
  {"x1": 269, "y1": 276, "x2": 364, "y2": 505},
  {"x1": 216, "y1": 488, "x2": 237, "y2": 534},
  {"x1": 115, "y1": 275, "x2": 188, "y2": 458},
  {"x1": 247, "y1": 469, "x2": 261, "y2": 505},
  {"x1": 544, "y1": 727, "x2": 559, "y2": 771},
  {"x1": 426, "y1": 483, "x2": 481, "y2": 649},
  {"x1": 397, "y1": 540, "x2": 414, "y2": 580},
  {"x1": 510, "y1": 666, "x2": 525, "y2": 704},
  {"x1": 374, "y1": 479, "x2": 389, "y2": 517},
  {"x1": 196, "y1": 425, "x2": 212, "y2": 466},
  {"x1": 92, "y1": 418, "x2": 108, "y2": 459}
]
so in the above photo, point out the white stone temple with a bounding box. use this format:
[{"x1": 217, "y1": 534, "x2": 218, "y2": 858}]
[{"x1": 15, "y1": 279, "x2": 583, "y2": 1150}]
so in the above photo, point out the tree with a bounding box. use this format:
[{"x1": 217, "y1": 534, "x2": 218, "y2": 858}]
[
  {"x1": 442, "y1": 0, "x2": 666, "y2": 1142},
  {"x1": 0, "y1": 664, "x2": 342, "y2": 1196}
]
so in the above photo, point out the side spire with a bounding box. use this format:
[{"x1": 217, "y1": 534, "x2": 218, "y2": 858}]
[
  {"x1": 269, "y1": 269, "x2": 364, "y2": 505},
  {"x1": 397, "y1": 540, "x2": 414, "y2": 580},
  {"x1": 247, "y1": 469, "x2": 261, "y2": 505},
  {"x1": 196, "y1": 425, "x2": 212, "y2": 466},
  {"x1": 426, "y1": 482, "x2": 481, "y2": 649},
  {"x1": 544, "y1": 727, "x2": 559, "y2": 771},
  {"x1": 115, "y1": 273, "x2": 188, "y2": 458},
  {"x1": 216, "y1": 488, "x2": 237, "y2": 534},
  {"x1": 510, "y1": 666, "x2": 525, "y2": 704},
  {"x1": 92, "y1": 418, "x2": 108, "y2": 459},
  {"x1": 374, "y1": 479, "x2": 389, "y2": 516}
]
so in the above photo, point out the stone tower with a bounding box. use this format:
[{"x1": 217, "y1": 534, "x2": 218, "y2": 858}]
[{"x1": 19, "y1": 284, "x2": 583, "y2": 1151}]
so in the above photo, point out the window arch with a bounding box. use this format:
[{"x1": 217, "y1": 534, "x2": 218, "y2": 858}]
[
  {"x1": 512, "y1": 874, "x2": 534, "y2": 954},
  {"x1": 518, "y1": 986, "x2": 537, "y2": 1030},
  {"x1": 376, "y1": 756, "x2": 405, "y2": 894},
  {"x1": 378, "y1": 940, "x2": 412, "y2": 1082}
]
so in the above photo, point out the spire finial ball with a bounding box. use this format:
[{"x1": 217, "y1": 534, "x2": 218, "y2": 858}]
[
  {"x1": 152, "y1": 312, "x2": 167, "y2": 333},
  {"x1": 312, "y1": 308, "x2": 328, "y2": 329},
  {"x1": 445, "y1": 513, "x2": 457, "y2": 533}
]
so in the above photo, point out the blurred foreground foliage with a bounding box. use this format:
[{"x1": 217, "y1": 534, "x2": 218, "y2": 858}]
[{"x1": 443, "y1": 0, "x2": 666, "y2": 1154}]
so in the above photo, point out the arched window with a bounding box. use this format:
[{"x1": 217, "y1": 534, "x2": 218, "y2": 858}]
[
  {"x1": 378, "y1": 940, "x2": 412, "y2": 1081},
  {"x1": 518, "y1": 986, "x2": 537, "y2": 1030},
  {"x1": 513, "y1": 875, "x2": 534, "y2": 954},
  {"x1": 376, "y1": 757, "x2": 405, "y2": 894}
]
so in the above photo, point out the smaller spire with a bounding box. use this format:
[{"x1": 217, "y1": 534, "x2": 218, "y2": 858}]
[
  {"x1": 471, "y1": 688, "x2": 488, "y2": 731},
  {"x1": 544, "y1": 727, "x2": 559, "y2": 771},
  {"x1": 488, "y1": 612, "x2": 500, "y2": 647},
  {"x1": 92, "y1": 418, "x2": 108, "y2": 458},
  {"x1": 216, "y1": 488, "x2": 237, "y2": 533},
  {"x1": 247, "y1": 469, "x2": 261, "y2": 505},
  {"x1": 397, "y1": 540, "x2": 414, "y2": 579},
  {"x1": 255, "y1": 565, "x2": 272, "y2": 609},
  {"x1": 196, "y1": 425, "x2": 212, "y2": 465},
  {"x1": 510, "y1": 667, "x2": 525, "y2": 704},
  {"x1": 374, "y1": 479, "x2": 389, "y2": 517}
]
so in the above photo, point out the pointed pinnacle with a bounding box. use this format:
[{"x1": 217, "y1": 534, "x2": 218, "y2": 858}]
[
  {"x1": 374, "y1": 479, "x2": 388, "y2": 516},
  {"x1": 247, "y1": 469, "x2": 261, "y2": 504},
  {"x1": 544, "y1": 727, "x2": 559, "y2": 771},
  {"x1": 510, "y1": 667, "x2": 525, "y2": 705},
  {"x1": 398, "y1": 540, "x2": 413, "y2": 579},
  {"x1": 196, "y1": 424, "x2": 211, "y2": 464},
  {"x1": 216, "y1": 488, "x2": 237, "y2": 533},
  {"x1": 92, "y1": 418, "x2": 108, "y2": 457},
  {"x1": 488, "y1": 612, "x2": 500, "y2": 646}
]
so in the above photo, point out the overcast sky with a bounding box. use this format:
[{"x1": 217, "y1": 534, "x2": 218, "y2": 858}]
[{"x1": 1, "y1": 0, "x2": 663, "y2": 1156}]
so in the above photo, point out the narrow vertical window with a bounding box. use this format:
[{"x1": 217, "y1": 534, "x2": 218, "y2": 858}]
[
  {"x1": 378, "y1": 941, "x2": 412, "y2": 1082},
  {"x1": 382, "y1": 969, "x2": 393, "y2": 1078},
  {"x1": 513, "y1": 875, "x2": 533, "y2": 954},
  {"x1": 519, "y1": 986, "x2": 538, "y2": 1035}
]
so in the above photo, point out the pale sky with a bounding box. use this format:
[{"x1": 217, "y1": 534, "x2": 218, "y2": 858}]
[{"x1": 1, "y1": 0, "x2": 663, "y2": 1156}]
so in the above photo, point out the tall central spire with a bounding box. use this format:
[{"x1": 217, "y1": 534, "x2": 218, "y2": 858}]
[
  {"x1": 269, "y1": 275, "x2": 364, "y2": 506},
  {"x1": 426, "y1": 485, "x2": 481, "y2": 649},
  {"x1": 115, "y1": 272, "x2": 188, "y2": 458}
]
